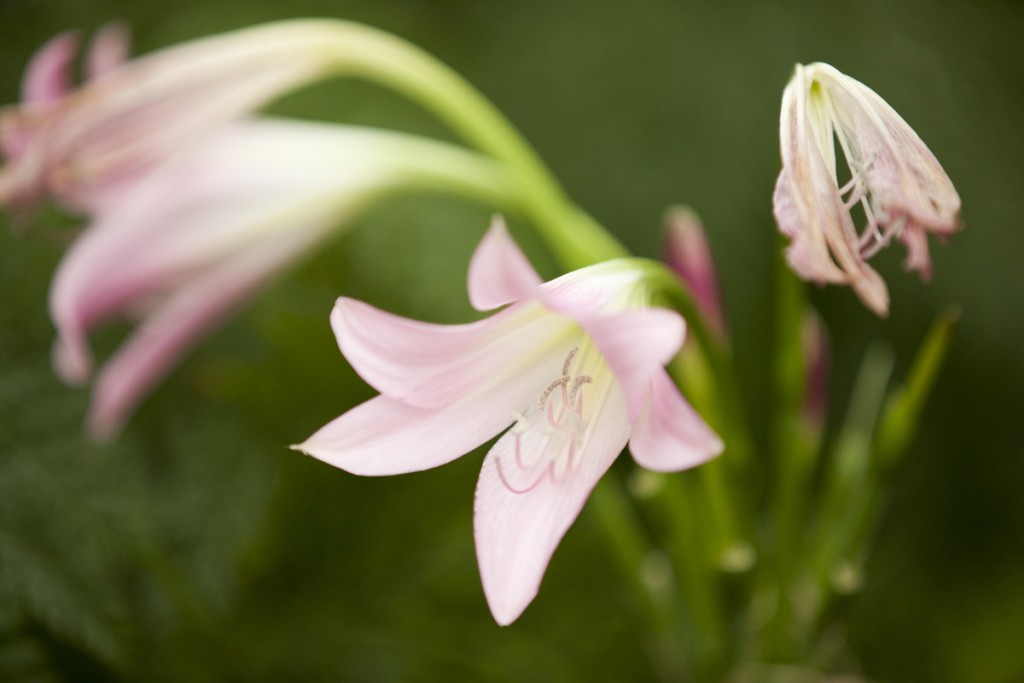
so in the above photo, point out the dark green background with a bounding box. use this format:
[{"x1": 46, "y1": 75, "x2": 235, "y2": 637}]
[{"x1": 1, "y1": 0, "x2": 1022, "y2": 681}]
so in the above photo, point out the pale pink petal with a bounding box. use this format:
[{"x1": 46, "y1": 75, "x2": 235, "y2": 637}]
[
  {"x1": 330, "y1": 298, "x2": 574, "y2": 409},
  {"x1": 299, "y1": 322, "x2": 589, "y2": 476},
  {"x1": 297, "y1": 339, "x2": 585, "y2": 475},
  {"x1": 85, "y1": 225, "x2": 324, "y2": 440},
  {"x1": 49, "y1": 121, "x2": 371, "y2": 370},
  {"x1": 848, "y1": 263, "x2": 890, "y2": 318},
  {"x1": 773, "y1": 168, "x2": 846, "y2": 284},
  {"x1": 468, "y1": 216, "x2": 542, "y2": 311},
  {"x1": 22, "y1": 31, "x2": 79, "y2": 105},
  {"x1": 48, "y1": 131, "x2": 285, "y2": 377},
  {"x1": 775, "y1": 94, "x2": 891, "y2": 316},
  {"x1": 775, "y1": 62, "x2": 960, "y2": 317},
  {"x1": 86, "y1": 23, "x2": 131, "y2": 79},
  {"x1": 899, "y1": 224, "x2": 933, "y2": 279},
  {"x1": 815, "y1": 64, "x2": 961, "y2": 233},
  {"x1": 295, "y1": 395, "x2": 509, "y2": 476},
  {"x1": 774, "y1": 70, "x2": 848, "y2": 286},
  {"x1": 474, "y1": 377, "x2": 631, "y2": 625},
  {"x1": 535, "y1": 261, "x2": 649, "y2": 321},
  {"x1": 629, "y1": 370, "x2": 722, "y2": 472},
  {"x1": 52, "y1": 325, "x2": 91, "y2": 386},
  {"x1": 9, "y1": 22, "x2": 344, "y2": 210},
  {"x1": 580, "y1": 308, "x2": 685, "y2": 418}
]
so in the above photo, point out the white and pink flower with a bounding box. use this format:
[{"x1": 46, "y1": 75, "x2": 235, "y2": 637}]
[
  {"x1": 0, "y1": 20, "x2": 461, "y2": 214},
  {"x1": 48, "y1": 119, "x2": 514, "y2": 439},
  {"x1": 773, "y1": 62, "x2": 961, "y2": 316},
  {"x1": 296, "y1": 219, "x2": 723, "y2": 625}
]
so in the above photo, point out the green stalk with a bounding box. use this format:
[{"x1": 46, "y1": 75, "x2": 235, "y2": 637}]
[
  {"x1": 758, "y1": 257, "x2": 814, "y2": 661},
  {"x1": 590, "y1": 478, "x2": 696, "y2": 683},
  {"x1": 807, "y1": 342, "x2": 894, "y2": 617},
  {"x1": 658, "y1": 474, "x2": 727, "y2": 653},
  {"x1": 828, "y1": 309, "x2": 959, "y2": 602},
  {"x1": 303, "y1": 19, "x2": 628, "y2": 267}
]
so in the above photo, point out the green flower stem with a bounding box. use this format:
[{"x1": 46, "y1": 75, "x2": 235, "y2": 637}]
[
  {"x1": 758, "y1": 258, "x2": 814, "y2": 661},
  {"x1": 807, "y1": 342, "x2": 894, "y2": 614},
  {"x1": 874, "y1": 308, "x2": 959, "y2": 471},
  {"x1": 828, "y1": 309, "x2": 959, "y2": 603},
  {"x1": 657, "y1": 474, "x2": 728, "y2": 658},
  {"x1": 313, "y1": 19, "x2": 628, "y2": 268},
  {"x1": 769, "y1": 265, "x2": 812, "y2": 575},
  {"x1": 590, "y1": 478, "x2": 696, "y2": 683}
]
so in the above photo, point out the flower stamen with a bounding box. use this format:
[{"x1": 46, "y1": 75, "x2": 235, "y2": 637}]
[{"x1": 499, "y1": 346, "x2": 595, "y2": 494}]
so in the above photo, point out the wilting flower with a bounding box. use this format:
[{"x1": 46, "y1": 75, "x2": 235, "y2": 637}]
[
  {"x1": 49, "y1": 119, "x2": 515, "y2": 439},
  {"x1": 772, "y1": 62, "x2": 961, "y2": 316},
  {"x1": 0, "y1": 19, "x2": 462, "y2": 213},
  {"x1": 296, "y1": 219, "x2": 723, "y2": 625},
  {"x1": 662, "y1": 205, "x2": 726, "y2": 339}
]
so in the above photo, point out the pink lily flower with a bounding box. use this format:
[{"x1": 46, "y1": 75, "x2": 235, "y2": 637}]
[
  {"x1": 772, "y1": 62, "x2": 961, "y2": 316},
  {"x1": 296, "y1": 219, "x2": 723, "y2": 625},
  {"x1": 0, "y1": 20, "x2": 443, "y2": 213},
  {"x1": 49, "y1": 119, "x2": 515, "y2": 439}
]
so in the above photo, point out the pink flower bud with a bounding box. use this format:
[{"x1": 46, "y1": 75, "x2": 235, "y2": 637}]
[{"x1": 662, "y1": 206, "x2": 726, "y2": 339}]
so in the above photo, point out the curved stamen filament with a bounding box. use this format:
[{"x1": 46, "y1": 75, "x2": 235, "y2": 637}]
[
  {"x1": 498, "y1": 346, "x2": 597, "y2": 494},
  {"x1": 538, "y1": 376, "x2": 569, "y2": 408},
  {"x1": 562, "y1": 346, "x2": 579, "y2": 376},
  {"x1": 569, "y1": 375, "x2": 592, "y2": 406},
  {"x1": 495, "y1": 451, "x2": 547, "y2": 494}
]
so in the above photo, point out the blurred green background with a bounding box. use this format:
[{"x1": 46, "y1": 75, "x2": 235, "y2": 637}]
[{"x1": 1, "y1": 0, "x2": 1022, "y2": 681}]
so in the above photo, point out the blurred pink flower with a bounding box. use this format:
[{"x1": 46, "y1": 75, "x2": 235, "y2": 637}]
[
  {"x1": 296, "y1": 218, "x2": 723, "y2": 625},
  {"x1": 48, "y1": 119, "x2": 514, "y2": 439},
  {"x1": 772, "y1": 62, "x2": 961, "y2": 316},
  {"x1": 0, "y1": 20, "x2": 433, "y2": 214},
  {"x1": 662, "y1": 205, "x2": 726, "y2": 339}
]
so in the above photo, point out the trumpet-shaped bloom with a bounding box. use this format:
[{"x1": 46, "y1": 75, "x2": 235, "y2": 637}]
[
  {"x1": 0, "y1": 20, "x2": 457, "y2": 213},
  {"x1": 772, "y1": 62, "x2": 961, "y2": 316},
  {"x1": 296, "y1": 219, "x2": 723, "y2": 625},
  {"x1": 49, "y1": 119, "x2": 515, "y2": 439}
]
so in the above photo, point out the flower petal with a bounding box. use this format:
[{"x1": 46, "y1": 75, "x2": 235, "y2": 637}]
[
  {"x1": 810, "y1": 62, "x2": 961, "y2": 233},
  {"x1": 299, "y1": 327, "x2": 585, "y2": 476},
  {"x1": 581, "y1": 308, "x2": 685, "y2": 419},
  {"x1": 537, "y1": 261, "x2": 647, "y2": 318},
  {"x1": 331, "y1": 297, "x2": 575, "y2": 409},
  {"x1": 774, "y1": 66, "x2": 891, "y2": 317},
  {"x1": 295, "y1": 394, "x2": 508, "y2": 476},
  {"x1": 468, "y1": 216, "x2": 543, "y2": 311},
  {"x1": 899, "y1": 224, "x2": 933, "y2": 279},
  {"x1": 474, "y1": 374, "x2": 631, "y2": 625},
  {"x1": 48, "y1": 121, "x2": 401, "y2": 376},
  {"x1": 86, "y1": 24, "x2": 131, "y2": 80},
  {"x1": 85, "y1": 224, "x2": 325, "y2": 440},
  {"x1": 629, "y1": 370, "x2": 722, "y2": 472},
  {"x1": 22, "y1": 31, "x2": 79, "y2": 106}
]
